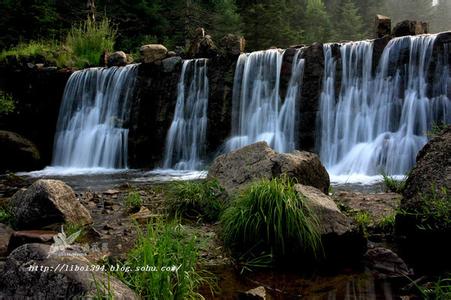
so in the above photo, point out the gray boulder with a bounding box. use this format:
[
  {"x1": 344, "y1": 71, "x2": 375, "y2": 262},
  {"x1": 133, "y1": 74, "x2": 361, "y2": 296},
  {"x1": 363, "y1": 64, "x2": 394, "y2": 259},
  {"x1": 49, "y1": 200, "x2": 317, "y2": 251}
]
[
  {"x1": 0, "y1": 224, "x2": 13, "y2": 258},
  {"x1": 393, "y1": 20, "x2": 428, "y2": 37},
  {"x1": 9, "y1": 179, "x2": 92, "y2": 229},
  {"x1": 208, "y1": 142, "x2": 330, "y2": 195},
  {"x1": 162, "y1": 56, "x2": 182, "y2": 73},
  {"x1": 0, "y1": 243, "x2": 138, "y2": 299}
]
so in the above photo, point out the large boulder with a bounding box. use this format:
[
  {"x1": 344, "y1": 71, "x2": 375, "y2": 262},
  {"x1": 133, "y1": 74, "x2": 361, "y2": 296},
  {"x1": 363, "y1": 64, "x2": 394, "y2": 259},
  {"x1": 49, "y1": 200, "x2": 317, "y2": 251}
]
[
  {"x1": 402, "y1": 126, "x2": 451, "y2": 208},
  {"x1": 0, "y1": 243, "x2": 138, "y2": 299},
  {"x1": 0, "y1": 130, "x2": 41, "y2": 172},
  {"x1": 0, "y1": 224, "x2": 13, "y2": 258},
  {"x1": 140, "y1": 44, "x2": 168, "y2": 64},
  {"x1": 208, "y1": 142, "x2": 330, "y2": 195},
  {"x1": 187, "y1": 28, "x2": 217, "y2": 58},
  {"x1": 9, "y1": 179, "x2": 92, "y2": 229},
  {"x1": 392, "y1": 20, "x2": 428, "y2": 37},
  {"x1": 295, "y1": 184, "x2": 367, "y2": 262},
  {"x1": 162, "y1": 56, "x2": 182, "y2": 73},
  {"x1": 107, "y1": 51, "x2": 127, "y2": 67}
]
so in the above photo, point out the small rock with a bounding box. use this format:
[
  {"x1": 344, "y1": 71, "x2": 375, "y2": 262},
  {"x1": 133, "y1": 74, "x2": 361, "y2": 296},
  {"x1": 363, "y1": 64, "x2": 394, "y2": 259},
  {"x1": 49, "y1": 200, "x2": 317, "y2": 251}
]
[
  {"x1": 8, "y1": 230, "x2": 57, "y2": 253},
  {"x1": 9, "y1": 179, "x2": 92, "y2": 229},
  {"x1": 107, "y1": 51, "x2": 127, "y2": 67},
  {"x1": 365, "y1": 247, "x2": 412, "y2": 278},
  {"x1": 393, "y1": 20, "x2": 428, "y2": 37},
  {"x1": 238, "y1": 286, "x2": 271, "y2": 300},
  {"x1": 130, "y1": 207, "x2": 162, "y2": 224},
  {"x1": 104, "y1": 189, "x2": 120, "y2": 195},
  {"x1": 167, "y1": 51, "x2": 176, "y2": 57},
  {"x1": 35, "y1": 63, "x2": 44, "y2": 69}
]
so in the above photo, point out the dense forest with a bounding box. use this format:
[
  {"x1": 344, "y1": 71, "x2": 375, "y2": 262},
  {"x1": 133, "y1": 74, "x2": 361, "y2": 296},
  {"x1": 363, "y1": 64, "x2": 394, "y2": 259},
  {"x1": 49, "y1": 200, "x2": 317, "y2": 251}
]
[{"x1": 1, "y1": 0, "x2": 450, "y2": 52}]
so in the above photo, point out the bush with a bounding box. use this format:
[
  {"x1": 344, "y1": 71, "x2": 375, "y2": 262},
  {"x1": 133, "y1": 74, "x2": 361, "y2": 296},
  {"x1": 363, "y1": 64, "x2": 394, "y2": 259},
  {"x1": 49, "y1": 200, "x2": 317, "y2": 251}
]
[
  {"x1": 0, "y1": 91, "x2": 15, "y2": 114},
  {"x1": 167, "y1": 180, "x2": 225, "y2": 222},
  {"x1": 414, "y1": 186, "x2": 450, "y2": 232},
  {"x1": 65, "y1": 18, "x2": 116, "y2": 68},
  {"x1": 382, "y1": 173, "x2": 406, "y2": 193},
  {"x1": 413, "y1": 276, "x2": 451, "y2": 299},
  {"x1": 354, "y1": 211, "x2": 371, "y2": 237},
  {"x1": 111, "y1": 220, "x2": 213, "y2": 299},
  {"x1": 220, "y1": 177, "x2": 322, "y2": 264},
  {"x1": 0, "y1": 206, "x2": 12, "y2": 224},
  {"x1": 125, "y1": 191, "x2": 142, "y2": 212}
]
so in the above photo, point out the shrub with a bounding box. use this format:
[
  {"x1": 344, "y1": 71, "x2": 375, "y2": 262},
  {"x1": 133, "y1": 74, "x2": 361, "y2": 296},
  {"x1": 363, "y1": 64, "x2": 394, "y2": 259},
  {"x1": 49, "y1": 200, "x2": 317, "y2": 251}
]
[
  {"x1": 375, "y1": 213, "x2": 396, "y2": 234},
  {"x1": 64, "y1": 223, "x2": 86, "y2": 243},
  {"x1": 167, "y1": 180, "x2": 225, "y2": 223},
  {"x1": 354, "y1": 211, "x2": 371, "y2": 237},
  {"x1": 382, "y1": 173, "x2": 406, "y2": 193},
  {"x1": 111, "y1": 220, "x2": 214, "y2": 299},
  {"x1": 413, "y1": 276, "x2": 451, "y2": 299},
  {"x1": 125, "y1": 191, "x2": 142, "y2": 212},
  {"x1": 65, "y1": 18, "x2": 116, "y2": 68},
  {"x1": 414, "y1": 186, "x2": 450, "y2": 231},
  {"x1": 220, "y1": 177, "x2": 322, "y2": 264}
]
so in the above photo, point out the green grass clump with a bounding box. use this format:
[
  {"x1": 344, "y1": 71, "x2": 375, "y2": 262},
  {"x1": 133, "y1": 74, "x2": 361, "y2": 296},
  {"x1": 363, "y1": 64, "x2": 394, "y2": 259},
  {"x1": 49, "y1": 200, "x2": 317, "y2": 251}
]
[
  {"x1": 0, "y1": 91, "x2": 14, "y2": 114},
  {"x1": 0, "y1": 206, "x2": 12, "y2": 224},
  {"x1": 414, "y1": 186, "x2": 450, "y2": 232},
  {"x1": 125, "y1": 191, "x2": 142, "y2": 212},
  {"x1": 221, "y1": 177, "x2": 322, "y2": 264},
  {"x1": 413, "y1": 276, "x2": 451, "y2": 299},
  {"x1": 111, "y1": 220, "x2": 213, "y2": 299},
  {"x1": 65, "y1": 18, "x2": 116, "y2": 68},
  {"x1": 375, "y1": 213, "x2": 396, "y2": 233},
  {"x1": 382, "y1": 174, "x2": 406, "y2": 193},
  {"x1": 354, "y1": 211, "x2": 371, "y2": 237},
  {"x1": 167, "y1": 180, "x2": 225, "y2": 223},
  {"x1": 64, "y1": 223, "x2": 86, "y2": 243}
]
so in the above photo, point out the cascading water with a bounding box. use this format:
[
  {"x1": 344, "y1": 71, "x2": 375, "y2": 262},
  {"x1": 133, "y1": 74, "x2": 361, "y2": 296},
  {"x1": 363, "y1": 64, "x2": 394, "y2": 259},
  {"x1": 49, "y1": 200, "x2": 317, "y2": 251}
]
[
  {"x1": 163, "y1": 59, "x2": 209, "y2": 170},
  {"x1": 52, "y1": 64, "x2": 138, "y2": 169},
  {"x1": 226, "y1": 48, "x2": 305, "y2": 153},
  {"x1": 318, "y1": 35, "x2": 451, "y2": 178}
]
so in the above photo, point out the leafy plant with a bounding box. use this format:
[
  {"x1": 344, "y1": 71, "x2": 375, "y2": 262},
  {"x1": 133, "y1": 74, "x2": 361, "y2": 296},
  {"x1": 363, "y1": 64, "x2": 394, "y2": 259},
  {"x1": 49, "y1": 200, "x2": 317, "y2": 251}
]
[
  {"x1": 415, "y1": 186, "x2": 450, "y2": 231},
  {"x1": 427, "y1": 122, "x2": 447, "y2": 138},
  {"x1": 125, "y1": 191, "x2": 142, "y2": 212},
  {"x1": 111, "y1": 220, "x2": 215, "y2": 299},
  {"x1": 411, "y1": 276, "x2": 451, "y2": 299},
  {"x1": 221, "y1": 177, "x2": 322, "y2": 264},
  {"x1": 64, "y1": 223, "x2": 86, "y2": 243},
  {"x1": 65, "y1": 17, "x2": 116, "y2": 68},
  {"x1": 375, "y1": 213, "x2": 396, "y2": 233},
  {"x1": 381, "y1": 173, "x2": 406, "y2": 193},
  {"x1": 167, "y1": 180, "x2": 225, "y2": 223}
]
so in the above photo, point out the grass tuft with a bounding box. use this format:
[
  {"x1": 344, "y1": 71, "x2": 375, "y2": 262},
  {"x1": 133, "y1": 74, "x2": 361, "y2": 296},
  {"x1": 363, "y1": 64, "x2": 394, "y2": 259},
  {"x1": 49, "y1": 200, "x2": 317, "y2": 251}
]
[
  {"x1": 125, "y1": 191, "x2": 142, "y2": 213},
  {"x1": 220, "y1": 177, "x2": 322, "y2": 264},
  {"x1": 111, "y1": 220, "x2": 215, "y2": 299},
  {"x1": 167, "y1": 180, "x2": 225, "y2": 223},
  {"x1": 0, "y1": 206, "x2": 12, "y2": 224},
  {"x1": 381, "y1": 173, "x2": 406, "y2": 193}
]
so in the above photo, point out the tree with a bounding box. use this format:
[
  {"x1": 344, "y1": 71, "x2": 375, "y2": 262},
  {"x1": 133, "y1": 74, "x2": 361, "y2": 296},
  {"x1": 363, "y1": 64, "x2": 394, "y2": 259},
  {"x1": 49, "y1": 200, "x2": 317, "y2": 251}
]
[
  {"x1": 334, "y1": 0, "x2": 367, "y2": 41},
  {"x1": 430, "y1": 0, "x2": 451, "y2": 32},
  {"x1": 303, "y1": 0, "x2": 334, "y2": 44}
]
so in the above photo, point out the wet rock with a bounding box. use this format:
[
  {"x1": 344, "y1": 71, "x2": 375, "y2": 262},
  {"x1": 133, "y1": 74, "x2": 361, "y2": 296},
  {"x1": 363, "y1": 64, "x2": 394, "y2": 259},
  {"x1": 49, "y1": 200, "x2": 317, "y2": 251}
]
[
  {"x1": 0, "y1": 224, "x2": 13, "y2": 258},
  {"x1": 295, "y1": 184, "x2": 366, "y2": 261},
  {"x1": 9, "y1": 179, "x2": 92, "y2": 229},
  {"x1": 208, "y1": 142, "x2": 330, "y2": 195},
  {"x1": 375, "y1": 15, "x2": 391, "y2": 38},
  {"x1": 7, "y1": 230, "x2": 57, "y2": 253},
  {"x1": 107, "y1": 51, "x2": 127, "y2": 67},
  {"x1": 130, "y1": 207, "x2": 162, "y2": 224},
  {"x1": 393, "y1": 20, "x2": 428, "y2": 37},
  {"x1": 162, "y1": 56, "x2": 182, "y2": 73},
  {"x1": 219, "y1": 34, "x2": 245, "y2": 55},
  {"x1": 365, "y1": 247, "x2": 412, "y2": 278},
  {"x1": 140, "y1": 44, "x2": 168, "y2": 64},
  {"x1": 0, "y1": 130, "x2": 41, "y2": 172},
  {"x1": 187, "y1": 28, "x2": 217, "y2": 58},
  {"x1": 239, "y1": 286, "x2": 271, "y2": 300},
  {"x1": 0, "y1": 243, "x2": 139, "y2": 299}
]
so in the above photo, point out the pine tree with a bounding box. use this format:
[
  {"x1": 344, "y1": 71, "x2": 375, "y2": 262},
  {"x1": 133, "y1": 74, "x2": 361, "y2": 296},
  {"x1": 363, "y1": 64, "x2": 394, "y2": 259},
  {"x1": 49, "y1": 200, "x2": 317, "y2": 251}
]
[
  {"x1": 335, "y1": 0, "x2": 367, "y2": 41},
  {"x1": 303, "y1": 0, "x2": 334, "y2": 44}
]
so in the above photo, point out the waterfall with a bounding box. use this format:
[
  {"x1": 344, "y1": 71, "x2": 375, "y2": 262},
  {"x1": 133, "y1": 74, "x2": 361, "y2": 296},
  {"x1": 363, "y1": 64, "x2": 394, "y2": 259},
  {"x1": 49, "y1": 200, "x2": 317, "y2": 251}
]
[
  {"x1": 52, "y1": 64, "x2": 138, "y2": 169},
  {"x1": 163, "y1": 59, "x2": 209, "y2": 170},
  {"x1": 318, "y1": 35, "x2": 451, "y2": 177},
  {"x1": 227, "y1": 48, "x2": 305, "y2": 153}
]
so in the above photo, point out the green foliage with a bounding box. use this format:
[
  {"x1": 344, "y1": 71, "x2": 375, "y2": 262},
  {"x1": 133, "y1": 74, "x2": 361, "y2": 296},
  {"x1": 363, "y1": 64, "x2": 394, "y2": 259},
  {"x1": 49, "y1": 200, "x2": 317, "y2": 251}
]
[
  {"x1": 221, "y1": 177, "x2": 322, "y2": 263},
  {"x1": 65, "y1": 18, "x2": 116, "y2": 68},
  {"x1": 303, "y1": 0, "x2": 334, "y2": 44},
  {"x1": 0, "y1": 91, "x2": 15, "y2": 114},
  {"x1": 382, "y1": 174, "x2": 406, "y2": 193},
  {"x1": 0, "y1": 206, "x2": 12, "y2": 224},
  {"x1": 167, "y1": 180, "x2": 225, "y2": 222},
  {"x1": 414, "y1": 186, "x2": 450, "y2": 231},
  {"x1": 125, "y1": 191, "x2": 142, "y2": 212},
  {"x1": 354, "y1": 211, "x2": 371, "y2": 236},
  {"x1": 334, "y1": 0, "x2": 367, "y2": 41},
  {"x1": 111, "y1": 220, "x2": 213, "y2": 299},
  {"x1": 427, "y1": 122, "x2": 447, "y2": 138},
  {"x1": 64, "y1": 223, "x2": 86, "y2": 243},
  {"x1": 375, "y1": 213, "x2": 396, "y2": 233}
]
